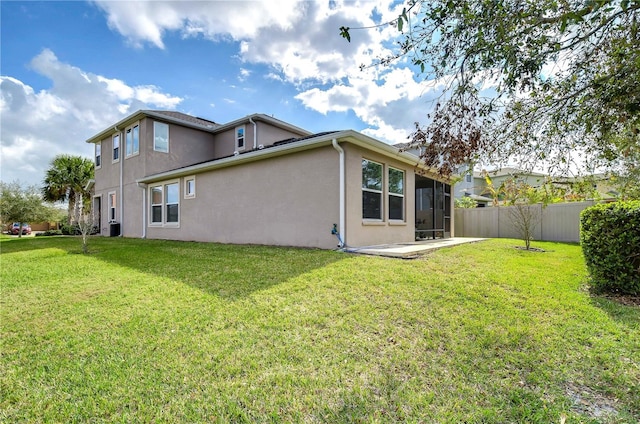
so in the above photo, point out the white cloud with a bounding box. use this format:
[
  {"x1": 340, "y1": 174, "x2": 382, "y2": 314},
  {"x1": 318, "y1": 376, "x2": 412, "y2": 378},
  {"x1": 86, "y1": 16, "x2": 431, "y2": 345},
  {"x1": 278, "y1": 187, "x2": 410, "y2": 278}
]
[
  {"x1": 295, "y1": 67, "x2": 446, "y2": 143},
  {"x1": 0, "y1": 49, "x2": 183, "y2": 186},
  {"x1": 134, "y1": 86, "x2": 182, "y2": 107},
  {"x1": 92, "y1": 0, "x2": 304, "y2": 49},
  {"x1": 237, "y1": 0, "x2": 399, "y2": 84},
  {"x1": 92, "y1": 0, "x2": 436, "y2": 144},
  {"x1": 94, "y1": 0, "x2": 393, "y2": 83},
  {"x1": 238, "y1": 68, "x2": 251, "y2": 82}
]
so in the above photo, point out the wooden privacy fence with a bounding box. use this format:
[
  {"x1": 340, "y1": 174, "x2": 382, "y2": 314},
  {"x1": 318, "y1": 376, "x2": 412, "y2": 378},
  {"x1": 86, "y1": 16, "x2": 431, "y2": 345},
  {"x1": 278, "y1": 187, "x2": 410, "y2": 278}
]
[{"x1": 454, "y1": 201, "x2": 597, "y2": 242}]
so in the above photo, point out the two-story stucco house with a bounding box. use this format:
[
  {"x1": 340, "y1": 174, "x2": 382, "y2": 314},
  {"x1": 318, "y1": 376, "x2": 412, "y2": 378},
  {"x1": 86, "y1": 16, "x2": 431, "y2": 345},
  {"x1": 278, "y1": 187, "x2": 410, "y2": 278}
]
[{"x1": 86, "y1": 110, "x2": 453, "y2": 249}]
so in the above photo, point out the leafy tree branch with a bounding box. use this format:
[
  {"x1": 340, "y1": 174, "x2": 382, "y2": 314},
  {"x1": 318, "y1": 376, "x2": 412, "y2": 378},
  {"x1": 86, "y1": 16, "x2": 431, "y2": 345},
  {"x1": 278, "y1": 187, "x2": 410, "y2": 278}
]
[{"x1": 341, "y1": 0, "x2": 640, "y2": 187}]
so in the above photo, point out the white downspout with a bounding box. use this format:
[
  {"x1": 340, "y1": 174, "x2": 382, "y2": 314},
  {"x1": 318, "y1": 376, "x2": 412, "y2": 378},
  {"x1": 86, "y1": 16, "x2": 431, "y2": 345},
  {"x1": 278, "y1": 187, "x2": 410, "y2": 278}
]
[
  {"x1": 137, "y1": 182, "x2": 147, "y2": 238},
  {"x1": 249, "y1": 117, "x2": 257, "y2": 149},
  {"x1": 332, "y1": 138, "x2": 345, "y2": 248},
  {"x1": 115, "y1": 126, "x2": 123, "y2": 237}
]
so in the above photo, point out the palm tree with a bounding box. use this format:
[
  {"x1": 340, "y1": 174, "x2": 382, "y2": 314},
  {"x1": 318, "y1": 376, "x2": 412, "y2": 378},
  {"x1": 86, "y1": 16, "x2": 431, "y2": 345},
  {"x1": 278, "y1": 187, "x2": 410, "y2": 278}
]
[{"x1": 42, "y1": 155, "x2": 94, "y2": 225}]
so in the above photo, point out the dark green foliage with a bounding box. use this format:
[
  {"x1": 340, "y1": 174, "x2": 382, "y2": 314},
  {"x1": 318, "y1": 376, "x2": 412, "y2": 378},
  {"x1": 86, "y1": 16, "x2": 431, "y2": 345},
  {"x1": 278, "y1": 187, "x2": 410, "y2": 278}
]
[
  {"x1": 580, "y1": 201, "x2": 640, "y2": 295},
  {"x1": 60, "y1": 224, "x2": 99, "y2": 235},
  {"x1": 60, "y1": 224, "x2": 78, "y2": 235},
  {"x1": 36, "y1": 230, "x2": 63, "y2": 237},
  {"x1": 0, "y1": 182, "x2": 53, "y2": 237},
  {"x1": 341, "y1": 1, "x2": 640, "y2": 180},
  {"x1": 42, "y1": 154, "x2": 94, "y2": 225}
]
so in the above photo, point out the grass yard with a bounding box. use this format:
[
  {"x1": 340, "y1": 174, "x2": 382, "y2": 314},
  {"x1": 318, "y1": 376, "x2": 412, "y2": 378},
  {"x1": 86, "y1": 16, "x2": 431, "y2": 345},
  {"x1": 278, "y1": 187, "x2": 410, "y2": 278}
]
[{"x1": 1, "y1": 236, "x2": 638, "y2": 423}]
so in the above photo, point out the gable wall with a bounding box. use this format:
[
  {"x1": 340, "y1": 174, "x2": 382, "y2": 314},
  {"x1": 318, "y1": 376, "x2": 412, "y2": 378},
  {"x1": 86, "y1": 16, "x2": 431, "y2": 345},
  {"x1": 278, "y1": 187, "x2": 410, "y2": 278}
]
[
  {"x1": 141, "y1": 118, "x2": 217, "y2": 176},
  {"x1": 92, "y1": 117, "x2": 217, "y2": 236},
  {"x1": 212, "y1": 121, "x2": 309, "y2": 158}
]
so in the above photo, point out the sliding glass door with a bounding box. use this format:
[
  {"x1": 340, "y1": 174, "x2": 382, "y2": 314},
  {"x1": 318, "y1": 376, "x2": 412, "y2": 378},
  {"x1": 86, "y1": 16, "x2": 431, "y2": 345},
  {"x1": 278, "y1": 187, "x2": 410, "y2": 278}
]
[{"x1": 415, "y1": 175, "x2": 451, "y2": 239}]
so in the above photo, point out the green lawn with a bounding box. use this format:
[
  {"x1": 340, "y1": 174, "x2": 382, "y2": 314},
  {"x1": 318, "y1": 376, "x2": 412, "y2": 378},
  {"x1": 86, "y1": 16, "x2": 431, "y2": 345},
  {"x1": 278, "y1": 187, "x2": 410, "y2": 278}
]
[{"x1": 1, "y1": 237, "x2": 638, "y2": 423}]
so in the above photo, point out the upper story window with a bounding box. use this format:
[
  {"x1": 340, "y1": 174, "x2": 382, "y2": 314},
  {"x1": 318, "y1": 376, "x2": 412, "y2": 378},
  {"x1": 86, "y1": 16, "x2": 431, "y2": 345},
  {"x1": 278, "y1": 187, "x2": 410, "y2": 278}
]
[
  {"x1": 112, "y1": 134, "x2": 120, "y2": 162},
  {"x1": 126, "y1": 124, "x2": 140, "y2": 157},
  {"x1": 362, "y1": 159, "x2": 383, "y2": 220},
  {"x1": 388, "y1": 167, "x2": 405, "y2": 221},
  {"x1": 235, "y1": 125, "x2": 245, "y2": 151},
  {"x1": 154, "y1": 121, "x2": 169, "y2": 153},
  {"x1": 95, "y1": 142, "x2": 101, "y2": 168},
  {"x1": 466, "y1": 174, "x2": 472, "y2": 183}
]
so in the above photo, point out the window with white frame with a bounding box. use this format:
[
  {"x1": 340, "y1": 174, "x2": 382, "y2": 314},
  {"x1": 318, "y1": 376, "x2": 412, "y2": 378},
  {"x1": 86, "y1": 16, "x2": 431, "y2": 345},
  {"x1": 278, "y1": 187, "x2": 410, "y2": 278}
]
[
  {"x1": 95, "y1": 142, "x2": 101, "y2": 168},
  {"x1": 150, "y1": 181, "x2": 179, "y2": 226},
  {"x1": 184, "y1": 176, "x2": 196, "y2": 198},
  {"x1": 151, "y1": 186, "x2": 163, "y2": 224},
  {"x1": 362, "y1": 159, "x2": 383, "y2": 220},
  {"x1": 166, "y1": 183, "x2": 179, "y2": 223},
  {"x1": 235, "y1": 125, "x2": 245, "y2": 151},
  {"x1": 126, "y1": 123, "x2": 139, "y2": 157},
  {"x1": 388, "y1": 167, "x2": 405, "y2": 220},
  {"x1": 108, "y1": 192, "x2": 116, "y2": 222},
  {"x1": 112, "y1": 134, "x2": 120, "y2": 162},
  {"x1": 154, "y1": 121, "x2": 169, "y2": 153}
]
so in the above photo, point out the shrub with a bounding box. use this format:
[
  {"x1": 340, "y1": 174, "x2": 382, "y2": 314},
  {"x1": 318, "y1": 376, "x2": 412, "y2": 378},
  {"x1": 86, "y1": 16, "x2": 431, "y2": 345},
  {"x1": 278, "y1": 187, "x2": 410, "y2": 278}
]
[
  {"x1": 36, "y1": 229, "x2": 63, "y2": 237},
  {"x1": 580, "y1": 201, "x2": 640, "y2": 295},
  {"x1": 455, "y1": 196, "x2": 478, "y2": 208},
  {"x1": 60, "y1": 224, "x2": 99, "y2": 236},
  {"x1": 61, "y1": 224, "x2": 79, "y2": 235}
]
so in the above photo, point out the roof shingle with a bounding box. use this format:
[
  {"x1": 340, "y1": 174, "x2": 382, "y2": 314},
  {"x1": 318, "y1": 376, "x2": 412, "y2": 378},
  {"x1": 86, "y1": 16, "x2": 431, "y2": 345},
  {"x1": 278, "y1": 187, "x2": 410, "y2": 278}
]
[{"x1": 147, "y1": 110, "x2": 219, "y2": 128}]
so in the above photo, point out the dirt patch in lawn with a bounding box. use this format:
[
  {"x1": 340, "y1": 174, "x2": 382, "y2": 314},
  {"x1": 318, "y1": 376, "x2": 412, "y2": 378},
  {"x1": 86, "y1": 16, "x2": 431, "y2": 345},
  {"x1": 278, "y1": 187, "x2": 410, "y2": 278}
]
[
  {"x1": 597, "y1": 293, "x2": 640, "y2": 307},
  {"x1": 565, "y1": 383, "x2": 620, "y2": 419},
  {"x1": 513, "y1": 246, "x2": 546, "y2": 252}
]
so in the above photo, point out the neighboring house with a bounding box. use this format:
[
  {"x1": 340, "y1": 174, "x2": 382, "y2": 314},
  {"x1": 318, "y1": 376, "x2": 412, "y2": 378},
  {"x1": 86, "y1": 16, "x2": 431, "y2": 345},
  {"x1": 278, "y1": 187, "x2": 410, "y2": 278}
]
[
  {"x1": 86, "y1": 110, "x2": 454, "y2": 250},
  {"x1": 553, "y1": 173, "x2": 618, "y2": 201},
  {"x1": 472, "y1": 167, "x2": 617, "y2": 203},
  {"x1": 449, "y1": 164, "x2": 493, "y2": 207},
  {"x1": 390, "y1": 144, "x2": 483, "y2": 207},
  {"x1": 473, "y1": 167, "x2": 548, "y2": 197},
  {"x1": 453, "y1": 163, "x2": 474, "y2": 199},
  {"x1": 466, "y1": 167, "x2": 548, "y2": 206}
]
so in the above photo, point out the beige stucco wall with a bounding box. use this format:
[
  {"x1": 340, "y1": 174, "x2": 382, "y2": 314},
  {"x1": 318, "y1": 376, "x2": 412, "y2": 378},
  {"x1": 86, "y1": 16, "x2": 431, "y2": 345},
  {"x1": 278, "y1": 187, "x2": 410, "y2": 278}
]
[
  {"x1": 91, "y1": 118, "x2": 453, "y2": 247},
  {"x1": 144, "y1": 146, "x2": 341, "y2": 249},
  {"x1": 94, "y1": 117, "x2": 218, "y2": 237},
  {"x1": 342, "y1": 144, "x2": 417, "y2": 247},
  {"x1": 213, "y1": 121, "x2": 309, "y2": 159},
  {"x1": 141, "y1": 118, "x2": 217, "y2": 176},
  {"x1": 93, "y1": 133, "x2": 120, "y2": 235}
]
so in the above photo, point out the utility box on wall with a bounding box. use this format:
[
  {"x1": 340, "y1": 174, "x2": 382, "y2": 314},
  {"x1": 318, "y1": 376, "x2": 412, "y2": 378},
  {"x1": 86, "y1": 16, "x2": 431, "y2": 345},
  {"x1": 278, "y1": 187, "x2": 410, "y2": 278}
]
[{"x1": 109, "y1": 223, "x2": 120, "y2": 237}]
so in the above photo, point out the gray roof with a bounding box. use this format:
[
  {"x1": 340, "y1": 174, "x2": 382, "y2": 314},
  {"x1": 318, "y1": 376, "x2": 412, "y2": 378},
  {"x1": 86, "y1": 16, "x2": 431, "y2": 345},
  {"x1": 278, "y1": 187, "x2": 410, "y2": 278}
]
[
  {"x1": 137, "y1": 129, "x2": 443, "y2": 185},
  {"x1": 86, "y1": 110, "x2": 311, "y2": 144},
  {"x1": 474, "y1": 167, "x2": 548, "y2": 178},
  {"x1": 147, "y1": 110, "x2": 218, "y2": 128}
]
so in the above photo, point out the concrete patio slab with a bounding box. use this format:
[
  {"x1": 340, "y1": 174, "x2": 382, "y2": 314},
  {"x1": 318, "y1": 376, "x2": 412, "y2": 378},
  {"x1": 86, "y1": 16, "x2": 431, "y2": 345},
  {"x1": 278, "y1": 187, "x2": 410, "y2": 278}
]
[{"x1": 345, "y1": 237, "x2": 487, "y2": 259}]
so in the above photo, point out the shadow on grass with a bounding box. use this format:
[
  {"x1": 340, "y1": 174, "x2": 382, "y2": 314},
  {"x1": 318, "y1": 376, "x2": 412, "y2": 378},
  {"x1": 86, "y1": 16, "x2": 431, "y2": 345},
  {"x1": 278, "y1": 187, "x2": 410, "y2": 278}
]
[
  {"x1": 1, "y1": 236, "x2": 346, "y2": 300},
  {"x1": 0, "y1": 235, "x2": 80, "y2": 253},
  {"x1": 589, "y1": 294, "x2": 640, "y2": 331}
]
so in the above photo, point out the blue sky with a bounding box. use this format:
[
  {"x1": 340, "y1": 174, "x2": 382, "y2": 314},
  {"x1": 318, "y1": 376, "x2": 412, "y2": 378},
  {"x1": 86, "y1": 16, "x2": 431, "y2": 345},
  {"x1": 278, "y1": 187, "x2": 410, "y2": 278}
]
[{"x1": 1, "y1": 1, "x2": 443, "y2": 187}]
